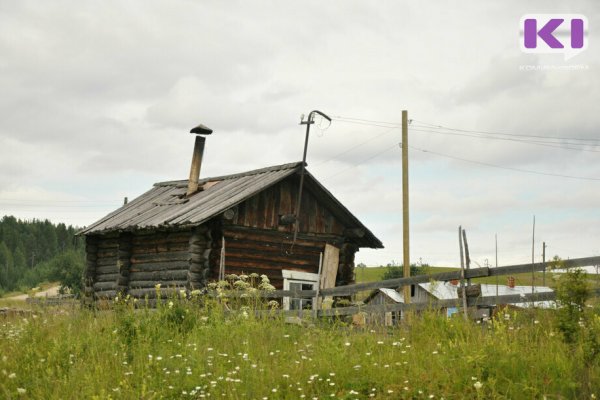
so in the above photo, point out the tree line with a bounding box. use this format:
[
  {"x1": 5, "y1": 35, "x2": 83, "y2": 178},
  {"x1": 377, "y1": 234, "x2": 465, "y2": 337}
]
[{"x1": 0, "y1": 215, "x2": 85, "y2": 295}]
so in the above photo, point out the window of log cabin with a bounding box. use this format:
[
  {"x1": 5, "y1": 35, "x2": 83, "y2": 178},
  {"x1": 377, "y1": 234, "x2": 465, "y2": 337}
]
[{"x1": 282, "y1": 270, "x2": 319, "y2": 311}]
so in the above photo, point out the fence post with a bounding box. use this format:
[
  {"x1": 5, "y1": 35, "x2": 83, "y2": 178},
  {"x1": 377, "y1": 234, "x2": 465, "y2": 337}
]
[{"x1": 459, "y1": 226, "x2": 468, "y2": 321}]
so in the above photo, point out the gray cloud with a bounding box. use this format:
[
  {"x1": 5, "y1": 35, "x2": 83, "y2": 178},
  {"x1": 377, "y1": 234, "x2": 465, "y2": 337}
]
[{"x1": 1, "y1": 0, "x2": 599, "y2": 266}]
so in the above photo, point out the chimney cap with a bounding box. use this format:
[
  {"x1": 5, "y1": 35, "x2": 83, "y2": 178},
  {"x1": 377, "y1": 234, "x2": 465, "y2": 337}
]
[{"x1": 190, "y1": 123, "x2": 213, "y2": 135}]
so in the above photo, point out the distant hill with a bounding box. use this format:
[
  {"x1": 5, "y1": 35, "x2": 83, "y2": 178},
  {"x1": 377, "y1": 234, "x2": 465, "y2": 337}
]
[{"x1": 0, "y1": 215, "x2": 84, "y2": 295}]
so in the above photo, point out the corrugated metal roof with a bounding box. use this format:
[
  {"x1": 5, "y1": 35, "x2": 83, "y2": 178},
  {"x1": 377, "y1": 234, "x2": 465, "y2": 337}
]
[
  {"x1": 375, "y1": 282, "x2": 555, "y2": 308},
  {"x1": 378, "y1": 288, "x2": 403, "y2": 302},
  {"x1": 79, "y1": 161, "x2": 383, "y2": 248},
  {"x1": 419, "y1": 282, "x2": 553, "y2": 300}
]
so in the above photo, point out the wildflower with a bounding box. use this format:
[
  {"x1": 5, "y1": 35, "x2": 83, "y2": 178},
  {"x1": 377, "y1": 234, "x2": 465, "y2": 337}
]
[
  {"x1": 8, "y1": 373, "x2": 16, "y2": 379},
  {"x1": 168, "y1": 301, "x2": 174, "y2": 309},
  {"x1": 473, "y1": 381, "x2": 483, "y2": 390},
  {"x1": 155, "y1": 283, "x2": 161, "y2": 290},
  {"x1": 344, "y1": 342, "x2": 351, "y2": 346},
  {"x1": 17, "y1": 388, "x2": 26, "y2": 395}
]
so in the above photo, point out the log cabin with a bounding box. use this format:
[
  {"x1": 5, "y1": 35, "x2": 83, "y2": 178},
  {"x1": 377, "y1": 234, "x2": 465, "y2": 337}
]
[{"x1": 79, "y1": 125, "x2": 383, "y2": 308}]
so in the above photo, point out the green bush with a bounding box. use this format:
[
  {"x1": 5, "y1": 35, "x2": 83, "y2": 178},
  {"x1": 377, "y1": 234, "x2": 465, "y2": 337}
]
[
  {"x1": 50, "y1": 249, "x2": 85, "y2": 296},
  {"x1": 555, "y1": 268, "x2": 591, "y2": 343}
]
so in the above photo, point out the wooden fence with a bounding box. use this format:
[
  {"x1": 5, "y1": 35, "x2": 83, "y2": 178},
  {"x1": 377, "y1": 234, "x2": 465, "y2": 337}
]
[{"x1": 252, "y1": 255, "x2": 600, "y2": 318}]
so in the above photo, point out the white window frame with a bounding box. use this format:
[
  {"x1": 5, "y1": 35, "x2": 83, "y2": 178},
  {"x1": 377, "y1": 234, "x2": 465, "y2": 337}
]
[{"x1": 282, "y1": 270, "x2": 319, "y2": 311}]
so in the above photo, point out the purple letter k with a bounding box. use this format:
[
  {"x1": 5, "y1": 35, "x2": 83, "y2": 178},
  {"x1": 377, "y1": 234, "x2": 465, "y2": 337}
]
[{"x1": 524, "y1": 18, "x2": 564, "y2": 49}]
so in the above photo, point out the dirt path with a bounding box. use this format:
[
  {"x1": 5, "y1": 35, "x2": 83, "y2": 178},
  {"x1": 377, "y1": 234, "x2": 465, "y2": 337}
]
[{"x1": 8, "y1": 285, "x2": 61, "y2": 301}]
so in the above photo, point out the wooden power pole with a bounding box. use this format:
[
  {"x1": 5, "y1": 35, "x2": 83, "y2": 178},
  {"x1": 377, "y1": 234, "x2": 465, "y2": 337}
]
[{"x1": 402, "y1": 110, "x2": 410, "y2": 304}]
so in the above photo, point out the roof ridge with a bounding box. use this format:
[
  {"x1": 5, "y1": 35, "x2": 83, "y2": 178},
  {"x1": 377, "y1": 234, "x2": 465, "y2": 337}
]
[{"x1": 154, "y1": 161, "x2": 303, "y2": 187}]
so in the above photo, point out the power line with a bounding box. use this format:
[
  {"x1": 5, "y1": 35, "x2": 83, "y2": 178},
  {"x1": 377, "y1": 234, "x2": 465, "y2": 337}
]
[
  {"x1": 410, "y1": 127, "x2": 600, "y2": 153},
  {"x1": 332, "y1": 115, "x2": 600, "y2": 144},
  {"x1": 332, "y1": 115, "x2": 400, "y2": 127},
  {"x1": 412, "y1": 119, "x2": 600, "y2": 143},
  {"x1": 410, "y1": 145, "x2": 600, "y2": 181},
  {"x1": 313, "y1": 126, "x2": 397, "y2": 167},
  {"x1": 323, "y1": 142, "x2": 399, "y2": 181}
]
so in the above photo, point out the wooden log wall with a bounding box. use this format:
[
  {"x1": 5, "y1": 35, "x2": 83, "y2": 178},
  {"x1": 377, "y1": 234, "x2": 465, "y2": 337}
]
[
  {"x1": 83, "y1": 236, "x2": 98, "y2": 304},
  {"x1": 231, "y1": 177, "x2": 345, "y2": 236},
  {"x1": 92, "y1": 234, "x2": 119, "y2": 299},
  {"x1": 336, "y1": 243, "x2": 357, "y2": 286},
  {"x1": 187, "y1": 225, "x2": 211, "y2": 290},
  {"x1": 128, "y1": 230, "x2": 193, "y2": 297},
  {"x1": 213, "y1": 226, "x2": 339, "y2": 289},
  {"x1": 116, "y1": 233, "x2": 132, "y2": 295}
]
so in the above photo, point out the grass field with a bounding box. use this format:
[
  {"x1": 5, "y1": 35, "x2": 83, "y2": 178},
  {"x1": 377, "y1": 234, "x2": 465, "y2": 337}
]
[{"x1": 1, "y1": 293, "x2": 599, "y2": 399}]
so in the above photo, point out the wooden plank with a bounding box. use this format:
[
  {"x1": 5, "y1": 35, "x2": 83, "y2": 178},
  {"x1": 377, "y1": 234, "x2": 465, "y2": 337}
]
[
  {"x1": 488, "y1": 256, "x2": 600, "y2": 276},
  {"x1": 131, "y1": 242, "x2": 189, "y2": 255},
  {"x1": 264, "y1": 187, "x2": 275, "y2": 229},
  {"x1": 320, "y1": 244, "x2": 339, "y2": 309},
  {"x1": 96, "y1": 265, "x2": 119, "y2": 275},
  {"x1": 129, "y1": 270, "x2": 189, "y2": 281},
  {"x1": 225, "y1": 254, "x2": 319, "y2": 269},
  {"x1": 320, "y1": 243, "x2": 339, "y2": 289},
  {"x1": 129, "y1": 260, "x2": 190, "y2": 272},
  {"x1": 97, "y1": 249, "x2": 118, "y2": 259},
  {"x1": 96, "y1": 257, "x2": 118, "y2": 267},
  {"x1": 131, "y1": 251, "x2": 190, "y2": 264},
  {"x1": 224, "y1": 226, "x2": 343, "y2": 248},
  {"x1": 96, "y1": 273, "x2": 120, "y2": 282},
  {"x1": 225, "y1": 238, "x2": 323, "y2": 257},
  {"x1": 226, "y1": 246, "x2": 320, "y2": 264}
]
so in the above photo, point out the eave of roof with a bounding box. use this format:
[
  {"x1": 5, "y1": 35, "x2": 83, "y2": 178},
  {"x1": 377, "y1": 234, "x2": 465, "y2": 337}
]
[{"x1": 79, "y1": 161, "x2": 383, "y2": 248}]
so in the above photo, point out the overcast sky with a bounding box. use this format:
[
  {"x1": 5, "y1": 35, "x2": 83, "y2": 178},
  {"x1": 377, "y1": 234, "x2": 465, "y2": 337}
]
[{"x1": 1, "y1": 1, "x2": 599, "y2": 268}]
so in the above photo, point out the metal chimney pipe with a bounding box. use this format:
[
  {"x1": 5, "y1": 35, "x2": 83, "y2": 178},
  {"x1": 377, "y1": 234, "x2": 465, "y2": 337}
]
[
  {"x1": 187, "y1": 135, "x2": 206, "y2": 196},
  {"x1": 187, "y1": 123, "x2": 212, "y2": 197}
]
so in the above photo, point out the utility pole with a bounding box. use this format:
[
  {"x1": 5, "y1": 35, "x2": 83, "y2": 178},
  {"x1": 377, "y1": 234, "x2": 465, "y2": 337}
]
[
  {"x1": 542, "y1": 242, "x2": 546, "y2": 286},
  {"x1": 402, "y1": 110, "x2": 410, "y2": 304},
  {"x1": 531, "y1": 216, "x2": 535, "y2": 296}
]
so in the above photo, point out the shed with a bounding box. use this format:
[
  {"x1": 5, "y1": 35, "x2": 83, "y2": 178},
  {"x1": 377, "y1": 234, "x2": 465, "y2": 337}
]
[
  {"x1": 364, "y1": 280, "x2": 555, "y2": 324},
  {"x1": 80, "y1": 130, "x2": 383, "y2": 307}
]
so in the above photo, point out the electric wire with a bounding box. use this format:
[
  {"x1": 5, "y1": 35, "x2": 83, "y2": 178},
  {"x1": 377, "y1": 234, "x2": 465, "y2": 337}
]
[
  {"x1": 410, "y1": 127, "x2": 600, "y2": 153},
  {"x1": 411, "y1": 119, "x2": 600, "y2": 143},
  {"x1": 322, "y1": 115, "x2": 600, "y2": 182},
  {"x1": 322, "y1": 142, "x2": 399, "y2": 181},
  {"x1": 409, "y1": 144, "x2": 600, "y2": 181},
  {"x1": 313, "y1": 126, "x2": 397, "y2": 167}
]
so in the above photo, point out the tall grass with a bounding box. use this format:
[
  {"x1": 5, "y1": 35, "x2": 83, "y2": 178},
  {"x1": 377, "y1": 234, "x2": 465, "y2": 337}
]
[{"x1": 1, "y1": 297, "x2": 599, "y2": 399}]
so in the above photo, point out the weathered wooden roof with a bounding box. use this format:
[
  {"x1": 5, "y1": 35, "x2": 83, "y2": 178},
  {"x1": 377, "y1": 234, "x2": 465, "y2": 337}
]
[{"x1": 80, "y1": 161, "x2": 383, "y2": 248}]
